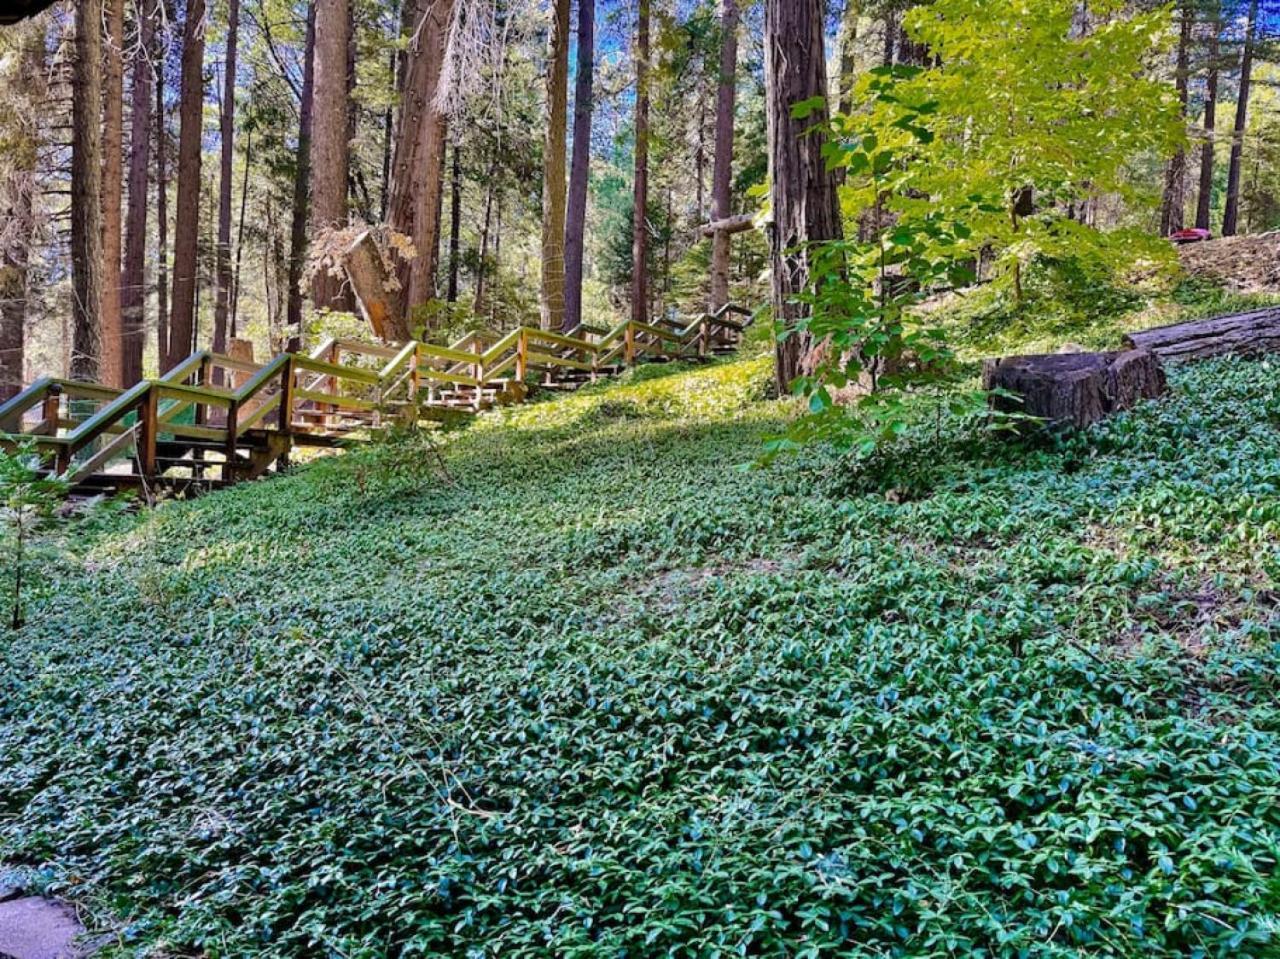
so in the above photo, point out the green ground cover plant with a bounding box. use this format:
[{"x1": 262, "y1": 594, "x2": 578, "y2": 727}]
[{"x1": 2, "y1": 332, "x2": 1280, "y2": 956}]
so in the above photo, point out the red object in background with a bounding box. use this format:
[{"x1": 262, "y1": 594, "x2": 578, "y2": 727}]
[{"x1": 1169, "y1": 228, "x2": 1212, "y2": 245}]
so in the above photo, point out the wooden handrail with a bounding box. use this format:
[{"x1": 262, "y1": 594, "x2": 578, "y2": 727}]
[{"x1": 3, "y1": 303, "x2": 753, "y2": 494}]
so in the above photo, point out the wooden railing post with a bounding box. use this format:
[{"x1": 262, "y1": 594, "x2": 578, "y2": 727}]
[
  {"x1": 624, "y1": 324, "x2": 636, "y2": 367},
  {"x1": 195, "y1": 355, "x2": 212, "y2": 426},
  {"x1": 137, "y1": 385, "x2": 158, "y2": 481},
  {"x1": 515, "y1": 329, "x2": 528, "y2": 382},
  {"x1": 409, "y1": 346, "x2": 421, "y2": 404},
  {"x1": 224, "y1": 397, "x2": 240, "y2": 485},
  {"x1": 326, "y1": 340, "x2": 340, "y2": 428},
  {"x1": 39, "y1": 384, "x2": 61, "y2": 436},
  {"x1": 279, "y1": 354, "x2": 295, "y2": 432}
]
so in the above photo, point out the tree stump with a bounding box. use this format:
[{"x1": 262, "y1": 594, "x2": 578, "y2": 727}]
[
  {"x1": 1122, "y1": 307, "x2": 1280, "y2": 362},
  {"x1": 982, "y1": 349, "x2": 1166, "y2": 430}
]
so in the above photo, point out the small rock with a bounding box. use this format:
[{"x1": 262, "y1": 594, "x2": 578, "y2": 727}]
[{"x1": 0, "y1": 897, "x2": 86, "y2": 959}]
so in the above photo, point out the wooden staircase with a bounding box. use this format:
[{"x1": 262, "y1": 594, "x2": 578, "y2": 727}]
[{"x1": 0, "y1": 305, "x2": 753, "y2": 499}]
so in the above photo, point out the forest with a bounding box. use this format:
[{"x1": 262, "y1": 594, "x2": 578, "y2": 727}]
[{"x1": 2, "y1": 0, "x2": 1280, "y2": 956}]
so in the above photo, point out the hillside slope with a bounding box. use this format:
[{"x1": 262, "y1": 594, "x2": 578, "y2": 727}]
[{"x1": 2, "y1": 352, "x2": 1280, "y2": 956}]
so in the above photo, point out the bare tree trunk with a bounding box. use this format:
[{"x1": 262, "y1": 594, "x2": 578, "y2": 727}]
[
  {"x1": 155, "y1": 50, "x2": 169, "y2": 369},
  {"x1": 539, "y1": 0, "x2": 570, "y2": 330},
  {"x1": 310, "y1": 0, "x2": 350, "y2": 309},
  {"x1": 71, "y1": 0, "x2": 105, "y2": 381},
  {"x1": 99, "y1": 0, "x2": 126, "y2": 385},
  {"x1": 1160, "y1": 3, "x2": 1191, "y2": 236},
  {"x1": 446, "y1": 139, "x2": 462, "y2": 303},
  {"x1": 213, "y1": 0, "x2": 240, "y2": 376},
  {"x1": 474, "y1": 152, "x2": 497, "y2": 317},
  {"x1": 1195, "y1": 12, "x2": 1219, "y2": 232},
  {"x1": 121, "y1": 0, "x2": 157, "y2": 387},
  {"x1": 231, "y1": 129, "x2": 251, "y2": 335},
  {"x1": 835, "y1": 0, "x2": 858, "y2": 115},
  {"x1": 631, "y1": 0, "x2": 650, "y2": 328},
  {"x1": 1222, "y1": 0, "x2": 1258, "y2": 237},
  {"x1": 563, "y1": 0, "x2": 594, "y2": 332},
  {"x1": 380, "y1": 0, "x2": 399, "y2": 222},
  {"x1": 0, "y1": 29, "x2": 43, "y2": 400},
  {"x1": 707, "y1": 0, "x2": 738, "y2": 312},
  {"x1": 286, "y1": 1, "x2": 316, "y2": 347},
  {"x1": 168, "y1": 0, "x2": 206, "y2": 370},
  {"x1": 766, "y1": 0, "x2": 842, "y2": 392},
  {"x1": 387, "y1": 0, "x2": 454, "y2": 334}
]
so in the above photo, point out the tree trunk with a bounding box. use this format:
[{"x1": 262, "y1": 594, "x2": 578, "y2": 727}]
[
  {"x1": 540, "y1": 0, "x2": 570, "y2": 330},
  {"x1": 446, "y1": 139, "x2": 462, "y2": 303},
  {"x1": 286, "y1": 0, "x2": 316, "y2": 347},
  {"x1": 707, "y1": 0, "x2": 738, "y2": 312},
  {"x1": 0, "y1": 29, "x2": 43, "y2": 401},
  {"x1": 99, "y1": 0, "x2": 126, "y2": 386},
  {"x1": 71, "y1": 0, "x2": 104, "y2": 381},
  {"x1": 474, "y1": 153, "x2": 498, "y2": 317},
  {"x1": 835, "y1": 0, "x2": 858, "y2": 115},
  {"x1": 766, "y1": 0, "x2": 843, "y2": 393},
  {"x1": 121, "y1": 0, "x2": 156, "y2": 387},
  {"x1": 156, "y1": 41, "x2": 169, "y2": 368},
  {"x1": 168, "y1": 0, "x2": 206, "y2": 370},
  {"x1": 1195, "y1": 10, "x2": 1219, "y2": 232},
  {"x1": 213, "y1": 0, "x2": 240, "y2": 376},
  {"x1": 631, "y1": 0, "x2": 650, "y2": 327},
  {"x1": 231, "y1": 128, "x2": 251, "y2": 335},
  {"x1": 387, "y1": 0, "x2": 454, "y2": 334},
  {"x1": 563, "y1": 0, "x2": 594, "y2": 332},
  {"x1": 310, "y1": 0, "x2": 350, "y2": 310},
  {"x1": 1221, "y1": 0, "x2": 1257, "y2": 237},
  {"x1": 1159, "y1": 2, "x2": 1191, "y2": 236}
]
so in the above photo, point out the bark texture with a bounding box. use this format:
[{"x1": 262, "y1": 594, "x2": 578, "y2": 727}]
[
  {"x1": 562, "y1": 0, "x2": 594, "y2": 332},
  {"x1": 71, "y1": 0, "x2": 104, "y2": 381},
  {"x1": 765, "y1": 0, "x2": 842, "y2": 393},
  {"x1": 387, "y1": 0, "x2": 455, "y2": 336},
  {"x1": 1159, "y1": 3, "x2": 1191, "y2": 237},
  {"x1": 214, "y1": 0, "x2": 241, "y2": 371},
  {"x1": 100, "y1": 0, "x2": 126, "y2": 385},
  {"x1": 310, "y1": 0, "x2": 350, "y2": 310},
  {"x1": 1222, "y1": 0, "x2": 1258, "y2": 237},
  {"x1": 630, "y1": 0, "x2": 650, "y2": 327},
  {"x1": 446, "y1": 140, "x2": 461, "y2": 303},
  {"x1": 707, "y1": 0, "x2": 738, "y2": 312},
  {"x1": 168, "y1": 0, "x2": 206, "y2": 370},
  {"x1": 1195, "y1": 11, "x2": 1219, "y2": 232},
  {"x1": 286, "y1": 0, "x2": 316, "y2": 345},
  {"x1": 155, "y1": 54, "x2": 169, "y2": 368},
  {"x1": 540, "y1": 0, "x2": 570, "y2": 330},
  {"x1": 1123, "y1": 308, "x2": 1280, "y2": 361},
  {"x1": 0, "y1": 29, "x2": 43, "y2": 400},
  {"x1": 983, "y1": 350, "x2": 1166, "y2": 431},
  {"x1": 121, "y1": 0, "x2": 156, "y2": 387}
]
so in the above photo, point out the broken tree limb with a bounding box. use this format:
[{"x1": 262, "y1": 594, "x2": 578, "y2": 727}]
[
  {"x1": 982, "y1": 349, "x2": 1166, "y2": 430},
  {"x1": 1122, "y1": 307, "x2": 1280, "y2": 362},
  {"x1": 699, "y1": 213, "x2": 754, "y2": 238},
  {"x1": 342, "y1": 230, "x2": 409, "y2": 342}
]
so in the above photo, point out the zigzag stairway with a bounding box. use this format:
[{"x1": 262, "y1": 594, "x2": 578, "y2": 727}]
[{"x1": 0, "y1": 305, "x2": 753, "y2": 499}]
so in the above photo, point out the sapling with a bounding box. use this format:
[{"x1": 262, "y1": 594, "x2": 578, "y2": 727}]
[{"x1": 0, "y1": 439, "x2": 68, "y2": 629}]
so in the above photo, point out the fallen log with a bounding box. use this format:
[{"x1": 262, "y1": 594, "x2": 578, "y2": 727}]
[
  {"x1": 982, "y1": 349, "x2": 1166, "y2": 430},
  {"x1": 1122, "y1": 307, "x2": 1280, "y2": 362}
]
